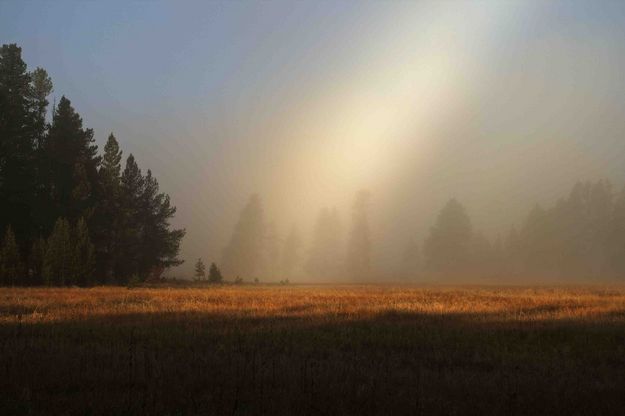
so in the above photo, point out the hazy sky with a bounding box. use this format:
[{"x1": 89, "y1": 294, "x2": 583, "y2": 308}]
[{"x1": 2, "y1": 0, "x2": 625, "y2": 277}]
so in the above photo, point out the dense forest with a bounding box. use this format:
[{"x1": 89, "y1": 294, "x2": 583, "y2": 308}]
[{"x1": 0, "y1": 44, "x2": 185, "y2": 286}]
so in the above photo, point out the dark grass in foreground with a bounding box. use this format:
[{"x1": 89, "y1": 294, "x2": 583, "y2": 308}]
[{"x1": 1, "y1": 285, "x2": 625, "y2": 415}]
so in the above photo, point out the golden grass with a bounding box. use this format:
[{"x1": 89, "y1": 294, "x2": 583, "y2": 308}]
[
  {"x1": 2, "y1": 284, "x2": 625, "y2": 415},
  {"x1": 2, "y1": 284, "x2": 625, "y2": 324}
]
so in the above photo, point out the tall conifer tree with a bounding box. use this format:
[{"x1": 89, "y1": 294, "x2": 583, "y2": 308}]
[
  {"x1": 0, "y1": 44, "x2": 37, "y2": 246},
  {"x1": 0, "y1": 226, "x2": 23, "y2": 285},
  {"x1": 73, "y1": 217, "x2": 95, "y2": 286},
  {"x1": 43, "y1": 218, "x2": 73, "y2": 285}
]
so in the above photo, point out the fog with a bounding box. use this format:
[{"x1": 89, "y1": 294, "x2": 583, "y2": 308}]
[{"x1": 4, "y1": 0, "x2": 625, "y2": 281}]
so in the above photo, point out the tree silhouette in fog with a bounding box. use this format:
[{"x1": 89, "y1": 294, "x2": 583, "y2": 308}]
[
  {"x1": 281, "y1": 226, "x2": 302, "y2": 280},
  {"x1": 306, "y1": 207, "x2": 342, "y2": 279},
  {"x1": 513, "y1": 180, "x2": 616, "y2": 279},
  {"x1": 424, "y1": 199, "x2": 472, "y2": 275},
  {"x1": 400, "y1": 237, "x2": 420, "y2": 280},
  {"x1": 194, "y1": 258, "x2": 206, "y2": 281},
  {"x1": 222, "y1": 194, "x2": 264, "y2": 279},
  {"x1": 263, "y1": 221, "x2": 281, "y2": 279},
  {"x1": 346, "y1": 190, "x2": 372, "y2": 280},
  {"x1": 208, "y1": 262, "x2": 223, "y2": 283}
]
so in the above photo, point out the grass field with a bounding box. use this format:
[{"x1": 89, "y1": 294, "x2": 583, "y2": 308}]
[{"x1": 2, "y1": 285, "x2": 625, "y2": 415}]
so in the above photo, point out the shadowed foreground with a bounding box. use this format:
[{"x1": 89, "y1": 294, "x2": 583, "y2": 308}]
[{"x1": 1, "y1": 285, "x2": 625, "y2": 415}]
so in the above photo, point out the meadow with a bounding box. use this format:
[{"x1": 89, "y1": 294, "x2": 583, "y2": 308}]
[{"x1": 2, "y1": 284, "x2": 625, "y2": 415}]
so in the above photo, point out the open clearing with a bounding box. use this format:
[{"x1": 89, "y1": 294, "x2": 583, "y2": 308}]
[{"x1": 2, "y1": 285, "x2": 625, "y2": 415}]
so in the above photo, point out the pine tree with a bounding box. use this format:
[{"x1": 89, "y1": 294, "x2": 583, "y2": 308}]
[
  {"x1": 43, "y1": 218, "x2": 73, "y2": 285},
  {"x1": 281, "y1": 226, "x2": 301, "y2": 280},
  {"x1": 0, "y1": 44, "x2": 186, "y2": 285},
  {"x1": 264, "y1": 222, "x2": 281, "y2": 279},
  {"x1": 45, "y1": 96, "x2": 100, "y2": 222},
  {"x1": 30, "y1": 67, "x2": 54, "y2": 238},
  {"x1": 208, "y1": 262, "x2": 223, "y2": 283},
  {"x1": 424, "y1": 199, "x2": 472, "y2": 276},
  {"x1": 306, "y1": 207, "x2": 342, "y2": 279},
  {"x1": 0, "y1": 226, "x2": 24, "y2": 286},
  {"x1": 194, "y1": 258, "x2": 206, "y2": 281},
  {"x1": 0, "y1": 44, "x2": 38, "y2": 247},
  {"x1": 346, "y1": 190, "x2": 372, "y2": 280},
  {"x1": 73, "y1": 217, "x2": 95, "y2": 286},
  {"x1": 117, "y1": 154, "x2": 144, "y2": 282},
  {"x1": 608, "y1": 186, "x2": 625, "y2": 277},
  {"x1": 29, "y1": 67, "x2": 53, "y2": 150},
  {"x1": 94, "y1": 133, "x2": 123, "y2": 281},
  {"x1": 401, "y1": 237, "x2": 420, "y2": 280},
  {"x1": 222, "y1": 194, "x2": 264, "y2": 279},
  {"x1": 136, "y1": 169, "x2": 185, "y2": 280}
]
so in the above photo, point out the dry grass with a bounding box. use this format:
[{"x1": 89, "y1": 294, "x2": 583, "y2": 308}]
[{"x1": 2, "y1": 285, "x2": 625, "y2": 415}]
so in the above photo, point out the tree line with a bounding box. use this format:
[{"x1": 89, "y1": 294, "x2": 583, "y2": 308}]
[
  {"x1": 418, "y1": 179, "x2": 625, "y2": 280},
  {"x1": 0, "y1": 44, "x2": 185, "y2": 286},
  {"x1": 216, "y1": 190, "x2": 371, "y2": 282},
  {"x1": 218, "y1": 180, "x2": 625, "y2": 282}
]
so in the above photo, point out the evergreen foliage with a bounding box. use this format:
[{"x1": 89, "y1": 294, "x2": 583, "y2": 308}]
[
  {"x1": 221, "y1": 194, "x2": 264, "y2": 279},
  {"x1": 423, "y1": 199, "x2": 472, "y2": 275},
  {"x1": 306, "y1": 207, "x2": 342, "y2": 279},
  {"x1": 208, "y1": 262, "x2": 223, "y2": 283},
  {"x1": 281, "y1": 226, "x2": 302, "y2": 280},
  {"x1": 0, "y1": 226, "x2": 24, "y2": 285},
  {"x1": 0, "y1": 43, "x2": 184, "y2": 286},
  {"x1": 346, "y1": 190, "x2": 371, "y2": 280},
  {"x1": 73, "y1": 217, "x2": 95, "y2": 286},
  {"x1": 194, "y1": 258, "x2": 206, "y2": 281},
  {"x1": 43, "y1": 218, "x2": 73, "y2": 285}
]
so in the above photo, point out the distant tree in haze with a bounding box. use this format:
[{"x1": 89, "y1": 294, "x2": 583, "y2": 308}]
[
  {"x1": 346, "y1": 190, "x2": 372, "y2": 280},
  {"x1": 515, "y1": 180, "x2": 615, "y2": 279},
  {"x1": 194, "y1": 258, "x2": 206, "y2": 281},
  {"x1": 424, "y1": 199, "x2": 472, "y2": 275},
  {"x1": 43, "y1": 218, "x2": 73, "y2": 286},
  {"x1": 469, "y1": 231, "x2": 495, "y2": 277},
  {"x1": 503, "y1": 226, "x2": 522, "y2": 276},
  {"x1": 556, "y1": 180, "x2": 613, "y2": 278},
  {"x1": 0, "y1": 226, "x2": 24, "y2": 286},
  {"x1": 401, "y1": 237, "x2": 420, "y2": 280},
  {"x1": 306, "y1": 207, "x2": 342, "y2": 279},
  {"x1": 221, "y1": 194, "x2": 264, "y2": 279},
  {"x1": 607, "y1": 186, "x2": 625, "y2": 276},
  {"x1": 281, "y1": 226, "x2": 302, "y2": 279},
  {"x1": 264, "y1": 222, "x2": 281, "y2": 279},
  {"x1": 208, "y1": 262, "x2": 223, "y2": 283},
  {"x1": 490, "y1": 234, "x2": 505, "y2": 277}
]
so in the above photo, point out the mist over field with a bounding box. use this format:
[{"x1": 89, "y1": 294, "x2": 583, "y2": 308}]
[
  {"x1": 2, "y1": 0, "x2": 625, "y2": 283},
  {"x1": 5, "y1": 3, "x2": 625, "y2": 415}
]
